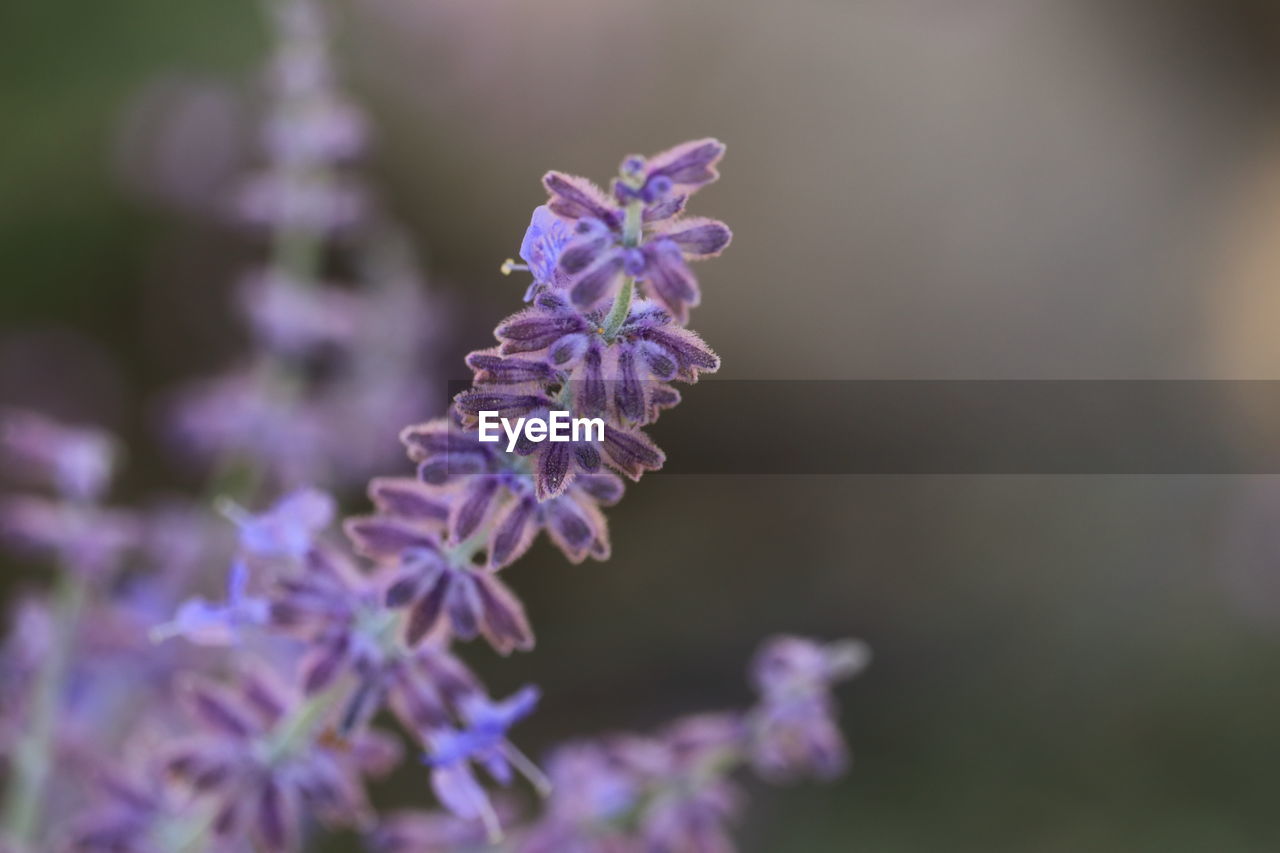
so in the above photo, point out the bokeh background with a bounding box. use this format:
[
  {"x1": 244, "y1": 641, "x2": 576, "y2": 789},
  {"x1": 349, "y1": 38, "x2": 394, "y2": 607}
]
[{"x1": 7, "y1": 0, "x2": 1280, "y2": 849}]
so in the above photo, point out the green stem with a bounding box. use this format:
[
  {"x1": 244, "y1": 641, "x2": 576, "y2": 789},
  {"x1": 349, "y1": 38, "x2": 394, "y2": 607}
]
[
  {"x1": 265, "y1": 675, "x2": 352, "y2": 764},
  {"x1": 601, "y1": 200, "x2": 644, "y2": 342},
  {"x1": 1, "y1": 568, "x2": 89, "y2": 847},
  {"x1": 156, "y1": 805, "x2": 220, "y2": 853}
]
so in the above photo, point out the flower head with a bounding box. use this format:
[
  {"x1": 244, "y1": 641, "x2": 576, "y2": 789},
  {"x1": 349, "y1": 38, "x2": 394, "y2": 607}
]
[
  {"x1": 220, "y1": 488, "x2": 335, "y2": 561},
  {"x1": 0, "y1": 410, "x2": 117, "y2": 501},
  {"x1": 168, "y1": 670, "x2": 401, "y2": 852},
  {"x1": 151, "y1": 560, "x2": 271, "y2": 646},
  {"x1": 539, "y1": 139, "x2": 731, "y2": 322},
  {"x1": 422, "y1": 686, "x2": 543, "y2": 841},
  {"x1": 748, "y1": 636, "x2": 869, "y2": 782}
]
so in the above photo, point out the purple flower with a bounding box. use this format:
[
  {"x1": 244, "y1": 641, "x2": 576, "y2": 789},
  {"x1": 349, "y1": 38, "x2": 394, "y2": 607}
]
[
  {"x1": 236, "y1": 171, "x2": 367, "y2": 232},
  {"x1": 220, "y1": 488, "x2": 335, "y2": 561},
  {"x1": 0, "y1": 410, "x2": 117, "y2": 501},
  {"x1": 151, "y1": 560, "x2": 271, "y2": 646},
  {"x1": 747, "y1": 636, "x2": 869, "y2": 782},
  {"x1": 517, "y1": 742, "x2": 638, "y2": 853},
  {"x1": 395, "y1": 417, "x2": 622, "y2": 563},
  {"x1": 489, "y1": 295, "x2": 718, "y2": 426},
  {"x1": 422, "y1": 686, "x2": 544, "y2": 841},
  {"x1": 453, "y1": 291, "x2": 718, "y2": 497},
  {"x1": 518, "y1": 205, "x2": 572, "y2": 296},
  {"x1": 344, "y1": 492, "x2": 534, "y2": 652},
  {"x1": 0, "y1": 496, "x2": 138, "y2": 576},
  {"x1": 168, "y1": 670, "x2": 401, "y2": 852},
  {"x1": 539, "y1": 139, "x2": 731, "y2": 322},
  {"x1": 237, "y1": 269, "x2": 358, "y2": 355}
]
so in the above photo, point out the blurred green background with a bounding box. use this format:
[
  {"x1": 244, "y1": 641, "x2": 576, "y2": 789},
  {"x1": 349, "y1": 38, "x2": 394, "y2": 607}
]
[{"x1": 7, "y1": 0, "x2": 1280, "y2": 850}]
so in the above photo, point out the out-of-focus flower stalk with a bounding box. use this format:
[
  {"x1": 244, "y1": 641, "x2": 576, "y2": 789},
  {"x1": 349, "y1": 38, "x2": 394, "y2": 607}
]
[
  {"x1": 206, "y1": 0, "x2": 338, "y2": 503},
  {"x1": 0, "y1": 561, "x2": 88, "y2": 847},
  {"x1": 600, "y1": 197, "x2": 644, "y2": 341}
]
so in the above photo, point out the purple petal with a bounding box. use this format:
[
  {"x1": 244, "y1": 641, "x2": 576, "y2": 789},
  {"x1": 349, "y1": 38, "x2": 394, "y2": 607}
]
[
  {"x1": 639, "y1": 341, "x2": 678, "y2": 380},
  {"x1": 573, "y1": 442, "x2": 601, "y2": 473},
  {"x1": 535, "y1": 441, "x2": 572, "y2": 501},
  {"x1": 638, "y1": 325, "x2": 720, "y2": 375},
  {"x1": 369, "y1": 477, "x2": 450, "y2": 522},
  {"x1": 473, "y1": 572, "x2": 534, "y2": 654},
  {"x1": 613, "y1": 348, "x2": 645, "y2": 423},
  {"x1": 657, "y1": 217, "x2": 732, "y2": 258},
  {"x1": 602, "y1": 427, "x2": 665, "y2": 480},
  {"x1": 430, "y1": 763, "x2": 490, "y2": 823},
  {"x1": 489, "y1": 496, "x2": 538, "y2": 569},
  {"x1": 568, "y1": 252, "x2": 625, "y2": 311},
  {"x1": 303, "y1": 636, "x2": 350, "y2": 693},
  {"x1": 546, "y1": 500, "x2": 594, "y2": 552},
  {"x1": 578, "y1": 347, "x2": 606, "y2": 417},
  {"x1": 451, "y1": 477, "x2": 500, "y2": 542},
  {"x1": 185, "y1": 682, "x2": 253, "y2": 738},
  {"x1": 644, "y1": 193, "x2": 688, "y2": 222},
  {"x1": 542, "y1": 172, "x2": 620, "y2": 226},
  {"x1": 454, "y1": 391, "x2": 550, "y2": 421},
  {"x1": 256, "y1": 779, "x2": 296, "y2": 851},
  {"x1": 446, "y1": 573, "x2": 482, "y2": 641},
  {"x1": 345, "y1": 517, "x2": 440, "y2": 559},
  {"x1": 406, "y1": 572, "x2": 451, "y2": 645},
  {"x1": 401, "y1": 420, "x2": 482, "y2": 459},
  {"x1": 548, "y1": 333, "x2": 590, "y2": 367},
  {"x1": 640, "y1": 240, "x2": 699, "y2": 323},
  {"x1": 575, "y1": 473, "x2": 625, "y2": 506},
  {"x1": 386, "y1": 569, "x2": 425, "y2": 608},
  {"x1": 496, "y1": 308, "x2": 587, "y2": 354},
  {"x1": 466, "y1": 351, "x2": 556, "y2": 385},
  {"x1": 644, "y1": 138, "x2": 726, "y2": 189},
  {"x1": 558, "y1": 228, "x2": 614, "y2": 275}
]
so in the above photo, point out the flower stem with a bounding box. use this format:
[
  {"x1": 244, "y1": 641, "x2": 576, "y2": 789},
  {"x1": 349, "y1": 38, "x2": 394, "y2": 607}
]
[
  {"x1": 1, "y1": 568, "x2": 89, "y2": 847},
  {"x1": 265, "y1": 675, "x2": 352, "y2": 764},
  {"x1": 601, "y1": 200, "x2": 644, "y2": 342}
]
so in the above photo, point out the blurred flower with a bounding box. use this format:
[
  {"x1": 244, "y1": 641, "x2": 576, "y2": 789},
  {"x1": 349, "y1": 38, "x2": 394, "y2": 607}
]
[
  {"x1": 237, "y1": 269, "x2": 359, "y2": 356},
  {"x1": 219, "y1": 488, "x2": 335, "y2": 561},
  {"x1": 151, "y1": 560, "x2": 271, "y2": 646},
  {"x1": 748, "y1": 636, "x2": 869, "y2": 782},
  {"x1": 423, "y1": 686, "x2": 543, "y2": 841},
  {"x1": 0, "y1": 497, "x2": 138, "y2": 577},
  {"x1": 541, "y1": 140, "x2": 731, "y2": 322},
  {"x1": 0, "y1": 410, "x2": 117, "y2": 502},
  {"x1": 166, "y1": 670, "x2": 400, "y2": 852}
]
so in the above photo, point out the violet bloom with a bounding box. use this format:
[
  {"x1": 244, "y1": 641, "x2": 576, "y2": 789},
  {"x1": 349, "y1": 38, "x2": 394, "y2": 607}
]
[
  {"x1": 346, "y1": 425, "x2": 627, "y2": 652},
  {"x1": 451, "y1": 143, "x2": 727, "y2": 502},
  {"x1": 540, "y1": 139, "x2": 732, "y2": 322},
  {"x1": 166, "y1": 670, "x2": 401, "y2": 852},
  {"x1": 0, "y1": 409, "x2": 117, "y2": 502},
  {"x1": 151, "y1": 560, "x2": 270, "y2": 646},
  {"x1": 422, "y1": 686, "x2": 544, "y2": 842},
  {"x1": 512, "y1": 205, "x2": 571, "y2": 299},
  {"x1": 516, "y1": 742, "x2": 639, "y2": 853},
  {"x1": 0, "y1": 496, "x2": 138, "y2": 577},
  {"x1": 220, "y1": 488, "x2": 335, "y2": 561},
  {"x1": 167, "y1": 373, "x2": 332, "y2": 488},
  {"x1": 748, "y1": 636, "x2": 870, "y2": 782},
  {"x1": 237, "y1": 268, "x2": 358, "y2": 356},
  {"x1": 256, "y1": 530, "x2": 500, "y2": 749},
  {"x1": 0, "y1": 410, "x2": 117, "y2": 502},
  {"x1": 233, "y1": 0, "x2": 367, "y2": 234},
  {"x1": 71, "y1": 750, "x2": 240, "y2": 853}
]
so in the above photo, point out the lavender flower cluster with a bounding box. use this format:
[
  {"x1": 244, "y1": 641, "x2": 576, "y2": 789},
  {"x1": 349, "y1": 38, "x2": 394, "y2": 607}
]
[
  {"x1": 166, "y1": 0, "x2": 439, "y2": 492},
  {"x1": 0, "y1": 2, "x2": 865, "y2": 850}
]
